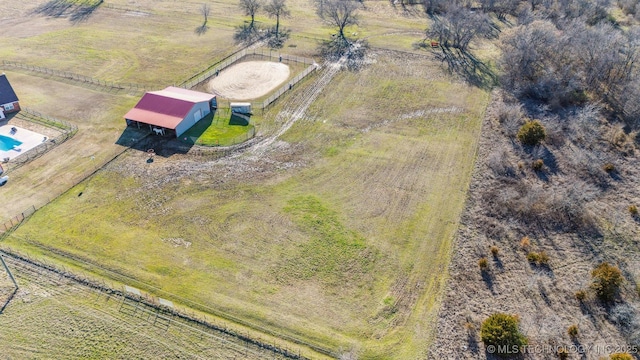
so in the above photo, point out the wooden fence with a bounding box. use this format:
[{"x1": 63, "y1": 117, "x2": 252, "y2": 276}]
[{"x1": 1, "y1": 60, "x2": 145, "y2": 95}]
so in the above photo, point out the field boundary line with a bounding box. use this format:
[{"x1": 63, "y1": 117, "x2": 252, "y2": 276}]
[
  {"x1": 0, "y1": 131, "x2": 150, "y2": 235},
  {"x1": 1, "y1": 60, "x2": 145, "y2": 95}
]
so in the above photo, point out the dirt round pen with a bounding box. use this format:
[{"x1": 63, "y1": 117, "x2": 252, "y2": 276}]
[{"x1": 207, "y1": 61, "x2": 290, "y2": 100}]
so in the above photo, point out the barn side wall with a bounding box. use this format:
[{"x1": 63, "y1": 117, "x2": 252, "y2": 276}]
[{"x1": 175, "y1": 101, "x2": 212, "y2": 137}]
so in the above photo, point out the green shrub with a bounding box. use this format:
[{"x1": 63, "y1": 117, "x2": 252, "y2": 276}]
[
  {"x1": 517, "y1": 120, "x2": 546, "y2": 146},
  {"x1": 629, "y1": 205, "x2": 638, "y2": 216},
  {"x1": 557, "y1": 347, "x2": 569, "y2": 360},
  {"x1": 603, "y1": 163, "x2": 615, "y2": 172},
  {"x1": 591, "y1": 262, "x2": 624, "y2": 303},
  {"x1": 532, "y1": 159, "x2": 544, "y2": 171},
  {"x1": 610, "y1": 353, "x2": 634, "y2": 360},
  {"x1": 567, "y1": 324, "x2": 578, "y2": 338},
  {"x1": 479, "y1": 257, "x2": 489, "y2": 270},
  {"x1": 538, "y1": 251, "x2": 549, "y2": 265},
  {"x1": 490, "y1": 246, "x2": 500, "y2": 257},
  {"x1": 527, "y1": 251, "x2": 549, "y2": 266},
  {"x1": 575, "y1": 290, "x2": 587, "y2": 301},
  {"x1": 481, "y1": 313, "x2": 527, "y2": 357}
]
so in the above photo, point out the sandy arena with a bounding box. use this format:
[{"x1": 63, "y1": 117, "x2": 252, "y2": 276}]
[{"x1": 208, "y1": 61, "x2": 290, "y2": 100}]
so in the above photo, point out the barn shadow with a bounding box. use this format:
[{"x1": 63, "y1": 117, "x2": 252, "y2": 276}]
[
  {"x1": 115, "y1": 127, "x2": 195, "y2": 158},
  {"x1": 229, "y1": 113, "x2": 250, "y2": 126}
]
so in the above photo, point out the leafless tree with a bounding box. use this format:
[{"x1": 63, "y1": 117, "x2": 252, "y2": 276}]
[
  {"x1": 499, "y1": 20, "x2": 567, "y2": 101},
  {"x1": 479, "y1": 0, "x2": 520, "y2": 20},
  {"x1": 264, "y1": 0, "x2": 290, "y2": 38},
  {"x1": 426, "y1": 5, "x2": 492, "y2": 51},
  {"x1": 422, "y1": 0, "x2": 450, "y2": 15},
  {"x1": 317, "y1": 0, "x2": 360, "y2": 43},
  {"x1": 201, "y1": 3, "x2": 211, "y2": 25},
  {"x1": 196, "y1": 3, "x2": 211, "y2": 34},
  {"x1": 526, "y1": 0, "x2": 544, "y2": 11},
  {"x1": 239, "y1": 0, "x2": 261, "y2": 28}
]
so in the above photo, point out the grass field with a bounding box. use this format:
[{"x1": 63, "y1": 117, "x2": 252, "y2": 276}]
[
  {"x1": 0, "y1": 255, "x2": 290, "y2": 360},
  {"x1": 4, "y1": 53, "x2": 489, "y2": 358},
  {"x1": 0, "y1": 0, "x2": 490, "y2": 358}
]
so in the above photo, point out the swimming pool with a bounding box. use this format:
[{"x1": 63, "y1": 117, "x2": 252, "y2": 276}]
[{"x1": 0, "y1": 134, "x2": 22, "y2": 151}]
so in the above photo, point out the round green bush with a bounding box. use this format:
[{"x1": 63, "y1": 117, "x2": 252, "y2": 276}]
[
  {"x1": 480, "y1": 313, "x2": 528, "y2": 357},
  {"x1": 517, "y1": 120, "x2": 546, "y2": 146},
  {"x1": 591, "y1": 262, "x2": 624, "y2": 303}
]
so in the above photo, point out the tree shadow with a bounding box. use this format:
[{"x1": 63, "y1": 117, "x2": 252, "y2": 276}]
[
  {"x1": 266, "y1": 28, "x2": 291, "y2": 49},
  {"x1": 195, "y1": 24, "x2": 209, "y2": 35},
  {"x1": 32, "y1": 0, "x2": 103, "y2": 23},
  {"x1": 319, "y1": 38, "x2": 369, "y2": 71},
  {"x1": 234, "y1": 23, "x2": 263, "y2": 44},
  {"x1": 481, "y1": 269, "x2": 496, "y2": 294},
  {"x1": 492, "y1": 255, "x2": 504, "y2": 270},
  {"x1": 433, "y1": 46, "x2": 498, "y2": 90}
]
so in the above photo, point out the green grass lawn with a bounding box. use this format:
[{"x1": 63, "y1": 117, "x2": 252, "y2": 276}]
[{"x1": 180, "y1": 110, "x2": 255, "y2": 146}]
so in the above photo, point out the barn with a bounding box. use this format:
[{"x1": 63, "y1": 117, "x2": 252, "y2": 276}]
[
  {"x1": 0, "y1": 74, "x2": 20, "y2": 120},
  {"x1": 124, "y1": 86, "x2": 216, "y2": 137}
]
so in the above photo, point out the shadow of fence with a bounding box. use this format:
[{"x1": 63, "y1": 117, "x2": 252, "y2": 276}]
[{"x1": 0, "y1": 255, "x2": 18, "y2": 314}]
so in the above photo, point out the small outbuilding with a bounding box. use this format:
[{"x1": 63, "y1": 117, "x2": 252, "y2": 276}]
[
  {"x1": 124, "y1": 86, "x2": 216, "y2": 137},
  {"x1": 0, "y1": 74, "x2": 20, "y2": 120},
  {"x1": 230, "y1": 102, "x2": 252, "y2": 115}
]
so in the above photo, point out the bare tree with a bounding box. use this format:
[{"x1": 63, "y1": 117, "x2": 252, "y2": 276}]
[
  {"x1": 499, "y1": 20, "x2": 565, "y2": 100},
  {"x1": 239, "y1": 0, "x2": 261, "y2": 28},
  {"x1": 317, "y1": 0, "x2": 360, "y2": 43},
  {"x1": 201, "y1": 3, "x2": 211, "y2": 25},
  {"x1": 526, "y1": 0, "x2": 544, "y2": 11},
  {"x1": 479, "y1": 0, "x2": 520, "y2": 20},
  {"x1": 196, "y1": 3, "x2": 211, "y2": 34},
  {"x1": 264, "y1": 0, "x2": 290, "y2": 38},
  {"x1": 426, "y1": 5, "x2": 492, "y2": 51},
  {"x1": 422, "y1": 0, "x2": 451, "y2": 15}
]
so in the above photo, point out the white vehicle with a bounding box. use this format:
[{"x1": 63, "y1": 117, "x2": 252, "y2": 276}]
[{"x1": 0, "y1": 176, "x2": 7, "y2": 186}]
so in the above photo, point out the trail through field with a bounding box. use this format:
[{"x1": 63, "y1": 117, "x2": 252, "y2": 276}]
[{"x1": 248, "y1": 57, "x2": 343, "y2": 157}]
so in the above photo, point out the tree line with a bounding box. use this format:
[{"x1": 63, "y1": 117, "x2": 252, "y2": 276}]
[{"x1": 422, "y1": 0, "x2": 640, "y2": 126}]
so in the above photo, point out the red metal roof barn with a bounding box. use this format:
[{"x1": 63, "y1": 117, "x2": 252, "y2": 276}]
[{"x1": 124, "y1": 87, "x2": 216, "y2": 137}]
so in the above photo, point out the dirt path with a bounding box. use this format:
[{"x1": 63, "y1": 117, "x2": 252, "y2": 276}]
[{"x1": 248, "y1": 59, "x2": 339, "y2": 157}]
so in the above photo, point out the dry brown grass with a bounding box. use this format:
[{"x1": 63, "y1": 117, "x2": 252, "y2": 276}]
[{"x1": 430, "y1": 91, "x2": 640, "y2": 359}]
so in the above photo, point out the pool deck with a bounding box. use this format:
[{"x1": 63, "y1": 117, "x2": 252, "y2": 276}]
[{"x1": 0, "y1": 122, "x2": 46, "y2": 161}]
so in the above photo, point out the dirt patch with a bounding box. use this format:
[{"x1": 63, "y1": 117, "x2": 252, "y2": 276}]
[{"x1": 208, "y1": 61, "x2": 290, "y2": 100}]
